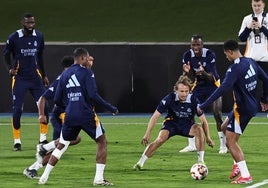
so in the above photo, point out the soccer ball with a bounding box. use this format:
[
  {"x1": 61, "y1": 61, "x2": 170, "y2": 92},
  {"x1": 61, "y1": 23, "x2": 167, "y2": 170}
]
[{"x1": 190, "y1": 163, "x2": 208, "y2": 180}]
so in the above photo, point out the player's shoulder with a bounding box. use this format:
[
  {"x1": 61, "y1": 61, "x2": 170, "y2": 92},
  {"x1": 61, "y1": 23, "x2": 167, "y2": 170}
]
[
  {"x1": 203, "y1": 48, "x2": 216, "y2": 57},
  {"x1": 34, "y1": 29, "x2": 44, "y2": 36},
  {"x1": 183, "y1": 50, "x2": 191, "y2": 58}
]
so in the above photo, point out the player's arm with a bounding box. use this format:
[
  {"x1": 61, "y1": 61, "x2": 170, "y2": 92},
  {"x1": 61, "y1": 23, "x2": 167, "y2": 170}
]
[
  {"x1": 3, "y1": 39, "x2": 17, "y2": 76},
  {"x1": 198, "y1": 113, "x2": 214, "y2": 148},
  {"x1": 142, "y1": 110, "x2": 161, "y2": 146},
  {"x1": 37, "y1": 96, "x2": 47, "y2": 124}
]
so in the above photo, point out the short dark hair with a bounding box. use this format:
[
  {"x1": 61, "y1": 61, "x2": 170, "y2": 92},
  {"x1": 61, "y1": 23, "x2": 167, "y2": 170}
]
[
  {"x1": 61, "y1": 55, "x2": 74, "y2": 68},
  {"x1": 73, "y1": 48, "x2": 89, "y2": 58},
  {"x1": 191, "y1": 34, "x2": 203, "y2": 41},
  {"x1": 22, "y1": 13, "x2": 34, "y2": 19},
  {"x1": 223, "y1": 40, "x2": 239, "y2": 51}
]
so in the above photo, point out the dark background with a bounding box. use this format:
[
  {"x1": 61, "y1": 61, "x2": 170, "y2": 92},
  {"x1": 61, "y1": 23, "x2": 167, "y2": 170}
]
[{"x1": 0, "y1": 43, "x2": 242, "y2": 113}]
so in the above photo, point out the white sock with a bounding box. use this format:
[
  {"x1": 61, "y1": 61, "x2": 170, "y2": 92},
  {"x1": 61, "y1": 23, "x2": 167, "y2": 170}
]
[
  {"x1": 40, "y1": 163, "x2": 54, "y2": 180},
  {"x1": 137, "y1": 154, "x2": 148, "y2": 167},
  {"x1": 14, "y1": 139, "x2": 21, "y2": 144},
  {"x1": 29, "y1": 161, "x2": 43, "y2": 171},
  {"x1": 237, "y1": 160, "x2": 250, "y2": 177},
  {"x1": 40, "y1": 134, "x2": 47, "y2": 142},
  {"x1": 197, "y1": 151, "x2": 205, "y2": 163},
  {"x1": 188, "y1": 137, "x2": 196, "y2": 148},
  {"x1": 94, "y1": 163, "x2": 105, "y2": 182},
  {"x1": 43, "y1": 141, "x2": 56, "y2": 151},
  {"x1": 218, "y1": 132, "x2": 226, "y2": 148}
]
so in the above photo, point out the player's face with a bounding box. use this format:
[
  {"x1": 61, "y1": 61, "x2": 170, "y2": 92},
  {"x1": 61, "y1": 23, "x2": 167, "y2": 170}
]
[
  {"x1": 252, "y1": 0, "x2": 265, "y2": 14},
  {"x1": 176, "y1": 83, "x2": 190, "y2": 101},
  {"x1": 22, "y1": 17, "x2": 35, "y2": 35},
  {"x1": 190, "y1": 38, "x2": 203, "y2": 57},
  {"x1": 224, "y1": 50, "x2": 233, "y2": 62}
]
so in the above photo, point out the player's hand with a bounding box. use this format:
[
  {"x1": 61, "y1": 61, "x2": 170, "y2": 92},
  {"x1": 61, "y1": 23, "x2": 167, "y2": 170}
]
[
  {"x1": 39, "y1": 114, "x2": 47, "y2": 124},
  {"x1": 206, "y1": 138, "x2": 215, "y2": 148},
  {"x1": 195, "y1": 62, "x2": 204, "y2": 75},
  {"x1": 183, "y1": 62, "x2": 191, "y2": 73},
  {"x1": 112, "y1": 109, "x2": 119, "y2": 115},
  {"x1": 260, "y1": 102, "x2": 268, "y2": 111},
  {"x1": 141, "y1": 135, "x2": 150, "y2": 146},
  {"x1": 9, "y1": 69, "x2": 17, "y2": 76},
  {"x1": 197, "y1": 106, "x2": 203, "y2": 116},
  {"x1": 43, "y1": 76, "x2": 49, "y2": 87}
]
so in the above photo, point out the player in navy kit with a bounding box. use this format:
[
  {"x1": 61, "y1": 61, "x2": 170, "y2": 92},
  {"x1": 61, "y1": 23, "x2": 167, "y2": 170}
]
[
  {"x1": 3, "y1": 13, "x2": 49, "y2": 151},
  {"x1": 198, "y1": 40, "x2": 268, "y2": 184},
  {"x1": 180, "y1": 35, "x2": 226, "y2": 154},
  {"x1": 23, "y1": 55, "x2": 89, "y2": 179},
  {"x1": 133, "y1": 75, "x2": 215, "y2": 171},
  {"x1": 38, "y1": 48, "x2": 118, "y2": 186}
]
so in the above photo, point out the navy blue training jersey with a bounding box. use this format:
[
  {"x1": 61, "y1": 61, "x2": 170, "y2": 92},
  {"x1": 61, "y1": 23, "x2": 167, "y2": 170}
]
[
  {"x1": 54, "y1": 64, "x2": 117, "y2": 126},
  {"x1": 156, "y1": 92, "x2": 202, "y2": 124},
  {"x1": 182, "y1": 48, "x2": 220, "y2": 87},
  {"x1": 200, "y1": 57, "x2": 268, "y2": 116},
  {"x1": 3, "y1": 29, "x2": 44, "y2": 79}
]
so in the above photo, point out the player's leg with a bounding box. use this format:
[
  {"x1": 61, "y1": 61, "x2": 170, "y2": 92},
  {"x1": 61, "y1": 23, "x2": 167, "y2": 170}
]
[
  {"x1": 225, "y1": 113, "x2": 252, "y2": 184},
  {"x1": 189, "y1": 124, "x2": 205, "y2": 163},
  {"x1": 134, "y1": 129, "x2": 169, "y2": 170},
  {"x1": 91, "y1": 115, "x2": 113, "y2": 186},
  {"x1": 38, "y1": 123, "x2": 79, "y2": 184},
  {"x1": 212, "y1": 97, "x2": 227, "y2": 154},
  {"x1": 50, "y1": 111, "x2": 64, "y2": 140},
  {"x1": 12, "y1": 78, "x2": 27, "y2": 151},
  {"x1": 32, "y1": 79, "x2": 49, "y2": 144}
]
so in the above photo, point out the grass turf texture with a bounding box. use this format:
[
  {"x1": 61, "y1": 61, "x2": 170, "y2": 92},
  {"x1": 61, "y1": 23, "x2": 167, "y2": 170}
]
[
  {"x1": 0, "y1": 0, "x2": 250, "y2": 42},
  {"x1": 0, "y1": 115, "x2": 267, "y2": 187}
]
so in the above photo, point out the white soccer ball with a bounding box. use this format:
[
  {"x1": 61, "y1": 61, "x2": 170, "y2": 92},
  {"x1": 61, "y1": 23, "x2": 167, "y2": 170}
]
[{"x1": 190, "y1": 163, "x2": 208, "y2": 180}]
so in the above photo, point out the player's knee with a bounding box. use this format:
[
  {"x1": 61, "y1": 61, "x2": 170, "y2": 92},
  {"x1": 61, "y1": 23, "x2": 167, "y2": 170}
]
[
  {"x1": 13, "y1": 106, "x2": 23, "y2": 116},
  {"x1": 70, "y1": 135, "x2": 81, "y2": 146},
  {"x1": 52, "y1": 142, "x2": 70, "y2": 159}
]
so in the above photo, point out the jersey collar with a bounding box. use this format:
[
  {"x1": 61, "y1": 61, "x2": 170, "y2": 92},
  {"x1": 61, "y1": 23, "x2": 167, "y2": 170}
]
[{"x1": 17, "y1": 29, "x2": 37, "y2": 38}]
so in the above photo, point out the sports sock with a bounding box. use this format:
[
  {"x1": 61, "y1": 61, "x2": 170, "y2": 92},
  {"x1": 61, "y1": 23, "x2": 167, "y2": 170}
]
[
  {"x1": 188, "y1": 137, "x2": 196, "y2": 148},
  {"x1": 40, "y1": 123, "x2": 48, "y2": 142},
  {"x1": 197, "y1": 151, "x2": 205, "y2": 163},
  {"x1": 94, "y1": 163, "x2": 105, "y2": 182},
  {"x1": 29, "y1": 161, "x2": 43, "y2": 171},
  {"x1": 43, "y1": 141, "x2": 56, "y2": 151},
  {"x1": 137, "y1": 154, "x2": 148, "y2": 167},
  {"x1": 237, "y1": 160, "x2": 250, "y2": 177},
  {"x1": 218, "y1": 132, "x2": 226, "y2": 148},
  {"x1": 41, "y1": 163, "x2": 54, "y2": 180},
  {"x1": 14, "y1": 138, "x2": 21, "y2": 144}
]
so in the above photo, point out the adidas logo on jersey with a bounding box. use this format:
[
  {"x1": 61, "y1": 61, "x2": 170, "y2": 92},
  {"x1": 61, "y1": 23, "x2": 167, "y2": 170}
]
[
  {"x1": 245, "y1": 64, "x2": 256, "y2": 79},
  {"x1": 66, "y1": 74, "x2": 80, "y2": 88}
]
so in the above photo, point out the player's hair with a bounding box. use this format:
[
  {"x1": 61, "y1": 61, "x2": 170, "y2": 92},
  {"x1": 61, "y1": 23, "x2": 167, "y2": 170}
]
[
  {"x1": 61, "y1": 55, "x2": 74, "y2": 68},
  {"x1": 73, "y1": 48, "x2": 89, "y2": 58},
  {"x1": 174, "y1": 75, "x2": 193, "y2": 91},
  {"x1": 223, "y1": 40, "x2": 239, "y2": 51},
  {"x1": 191, "y1": 34, "x2": 203, "y2": 41},
  {"x1": 253, "y1": 0, "x2": 265, "y2": 3},
  {"x1": 22, "y1": 12, "x2": 34, "y2": 19}
]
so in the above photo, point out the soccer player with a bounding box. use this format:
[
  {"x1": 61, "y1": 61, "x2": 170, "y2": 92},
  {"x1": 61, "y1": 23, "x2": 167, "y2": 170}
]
[
  {"x1": 179, "y1": 34, "x2": 226, "y2": 154},
  {"x1": 38, "y1": 55, "x2": 74, "y2": 140},
  {"x1": 38, "y1": 48, "x2": 118, "y2": 186},
  {"x1": 3, "y1": 13, "x2": 50, "y2": 151},
  {"x1": 198, "y1": 40, "x2": 268, "y2": 184},
  {"x1": 133, "y1": 75, "x2": 215, "y2": 171},
  {"x1": 23, "y1": 55, "x2": 75, "y2": 179}
]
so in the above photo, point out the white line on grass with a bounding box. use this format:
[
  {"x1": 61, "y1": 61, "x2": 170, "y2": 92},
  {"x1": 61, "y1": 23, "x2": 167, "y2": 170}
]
[
  {"x1": 246, "y1": 179, "x2": 268, "y2": 188},
  {"x1": 0, "y1": 122, "x2": 268, "y2": 126}
]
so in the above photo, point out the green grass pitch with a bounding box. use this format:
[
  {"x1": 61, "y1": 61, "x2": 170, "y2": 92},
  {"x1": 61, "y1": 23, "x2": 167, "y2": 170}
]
[{"x1": 0, "y1": 114, "x2": 267, "y2": 188}]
